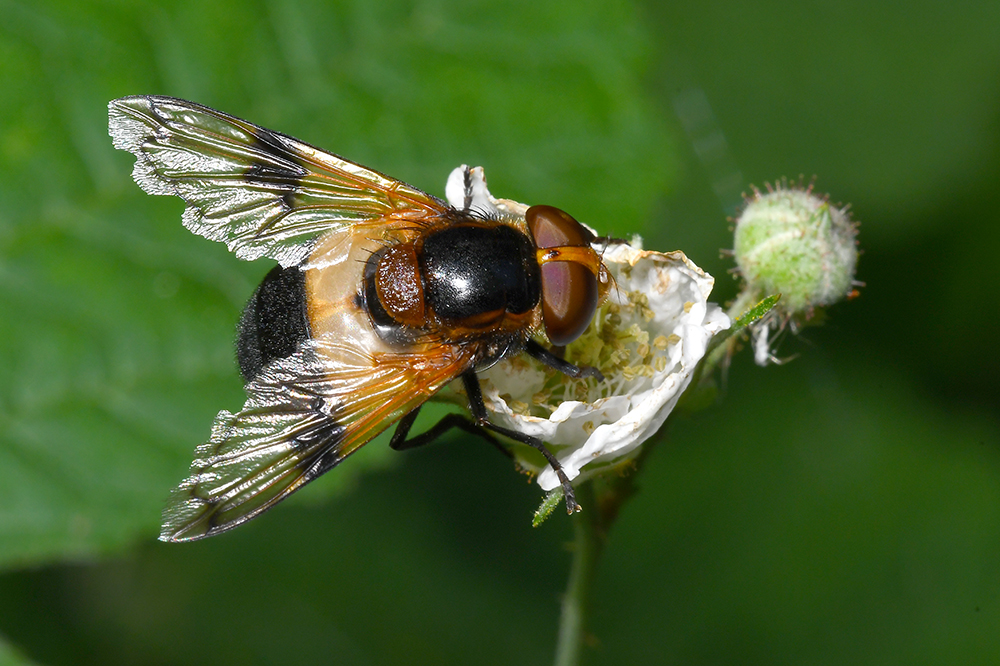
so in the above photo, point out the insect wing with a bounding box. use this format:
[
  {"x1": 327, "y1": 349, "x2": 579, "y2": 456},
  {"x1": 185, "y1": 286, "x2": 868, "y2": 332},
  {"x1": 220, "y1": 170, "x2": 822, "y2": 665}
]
[
  {"x1": 108, "y1": 95, "x2": 447, "y2": 267},
  {"x1": 161, "y1": 334, "x2": 475, "y2": 541}
]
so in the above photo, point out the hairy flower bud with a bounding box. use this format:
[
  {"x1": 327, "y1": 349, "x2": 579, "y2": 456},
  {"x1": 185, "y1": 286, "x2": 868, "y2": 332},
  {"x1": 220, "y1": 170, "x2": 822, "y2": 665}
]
[{"x1": 734, "y1": 184, "x2": 858, "y2": 314}]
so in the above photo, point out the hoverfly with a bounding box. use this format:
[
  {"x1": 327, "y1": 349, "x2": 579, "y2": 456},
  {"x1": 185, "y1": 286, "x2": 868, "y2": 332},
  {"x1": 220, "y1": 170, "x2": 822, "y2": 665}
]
[{"x1": 109, "y1": 96, "x2": 610, "y2": 541}]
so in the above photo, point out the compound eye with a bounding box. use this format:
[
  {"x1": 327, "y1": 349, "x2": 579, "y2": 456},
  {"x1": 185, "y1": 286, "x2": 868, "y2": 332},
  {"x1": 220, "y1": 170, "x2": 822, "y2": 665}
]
[
  {"x1": 527, "y1": 205, "x2": 600, "y2": 345},
  {"x1": 526, "y1": 205, "x2": 595, "y2": 249},
  {"x1": 539, "y1": 261, "x2": 598, "y2": 345}
]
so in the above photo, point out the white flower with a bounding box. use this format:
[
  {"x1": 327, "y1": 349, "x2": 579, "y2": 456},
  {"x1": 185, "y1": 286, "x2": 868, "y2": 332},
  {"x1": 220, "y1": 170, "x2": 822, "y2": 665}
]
[{"x1": 445, "y1": 166, "x2": 730, "y2": 493}]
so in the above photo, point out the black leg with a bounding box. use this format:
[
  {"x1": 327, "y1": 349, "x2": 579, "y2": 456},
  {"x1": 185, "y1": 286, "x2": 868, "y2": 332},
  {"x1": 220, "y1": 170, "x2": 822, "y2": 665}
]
[
  {"x1": 593, "y1": 234, "x2": 629, "y2": 246},
  {"x1": 389, "y1": 407, "x2": 421, "y2": 450},
  {"x1": 461, "y1": 371, "x2": 581, "y2": 513},
  {"x1": 525, "y1": 339, "x2": 604, "y2": 382},
  {"x1": 390, "y1": 406, "x2": 512, "y2": 459}
]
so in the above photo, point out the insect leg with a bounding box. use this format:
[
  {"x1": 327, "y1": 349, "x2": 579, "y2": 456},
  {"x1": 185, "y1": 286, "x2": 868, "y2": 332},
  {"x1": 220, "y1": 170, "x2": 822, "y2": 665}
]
[
  {"x1": 593, "y1": 235, "x2": 629, "y2": 246},
  {"x1": 461, "y1": 371, "x2": 582, "y2": 513},
  {"x1": 525, "y1": 339, "x2": 604, "y2": 382},
  {"x1": 390, "y1": 406, "x2": 512, "y2": 459}
]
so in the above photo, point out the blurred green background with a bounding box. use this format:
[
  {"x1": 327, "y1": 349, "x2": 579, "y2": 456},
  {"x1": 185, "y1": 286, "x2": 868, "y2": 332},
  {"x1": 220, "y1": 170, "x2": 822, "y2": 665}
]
[{"x1": 1, "y1": 1, "x2": 998, "y2": 664}]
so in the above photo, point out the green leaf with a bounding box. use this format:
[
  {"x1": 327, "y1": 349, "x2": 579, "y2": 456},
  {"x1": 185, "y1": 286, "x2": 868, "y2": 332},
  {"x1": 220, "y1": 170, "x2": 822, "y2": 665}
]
[
  {"x1": 532, "y1": 487, "x2": 564, "y2": 527},
  {"x1": 706, "y1": 293, "x2": 780, "y2": 356},
  {"x1": 733, "y1": 294, "x2": 781, "y2": 328},
  {"x1": 690, "y1": 293, "x2": 780, "y2": 388},
  {"x1": 0, "y1": 0, "x2": 674, "y2": 568},
  {"x1": 0, "y1": 635, "x2": 38, "y2": 666}
]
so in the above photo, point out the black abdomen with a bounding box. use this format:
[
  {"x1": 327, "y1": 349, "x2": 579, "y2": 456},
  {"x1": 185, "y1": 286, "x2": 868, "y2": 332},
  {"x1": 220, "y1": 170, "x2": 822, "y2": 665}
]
[
  {"x1": 420, "y1": 223, "x2": 540, "y2": 323},
  {"x1": 236, "y1": 265, "x2": 310, "y2": 382}
]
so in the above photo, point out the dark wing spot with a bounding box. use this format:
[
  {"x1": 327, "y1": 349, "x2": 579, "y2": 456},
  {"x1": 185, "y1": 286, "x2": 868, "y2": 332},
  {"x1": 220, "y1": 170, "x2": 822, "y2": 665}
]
[
  {"x1": 207, "y1": 507, "x2": 222, "y2": 530},
  {"x1": 296, "y1": 403, "x2": 347, "y2": 481},
  {"x1": 303, "y1": 442, "x2": 345, "y2": 480},
  {"x1": 244, "y1": 130, "x2": 309, "y2": 209},
  {"x1": 149, "y1": 98, "x2": 170, "y2": 123},
  {"x1": 245, "y1": 161, "x2": 305, "y2": 184}
]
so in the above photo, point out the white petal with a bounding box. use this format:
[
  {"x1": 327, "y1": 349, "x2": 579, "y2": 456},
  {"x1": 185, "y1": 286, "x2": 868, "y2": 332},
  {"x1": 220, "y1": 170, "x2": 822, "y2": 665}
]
[
  {"x1": 444, "y1": 165, "x2": 497, "y2": 214},
  {"x1": 479, "y1": 245, "x2": 730, "y2": 491}
]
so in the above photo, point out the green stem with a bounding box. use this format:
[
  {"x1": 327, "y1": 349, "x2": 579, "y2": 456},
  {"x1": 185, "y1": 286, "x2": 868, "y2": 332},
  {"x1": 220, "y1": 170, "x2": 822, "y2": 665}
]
[{"x1": 553, "y1": 482, "x2": 604, "y2": 666}]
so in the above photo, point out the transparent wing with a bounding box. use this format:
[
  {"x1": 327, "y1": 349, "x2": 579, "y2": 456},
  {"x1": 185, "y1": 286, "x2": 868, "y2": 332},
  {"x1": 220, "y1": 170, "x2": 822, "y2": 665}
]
[
  {"x1": 161, "y1": 335, "x2": 475, "y2": 541},
  {"x1": 108, "y1": 95, "x2": 448, "y2": 267}
]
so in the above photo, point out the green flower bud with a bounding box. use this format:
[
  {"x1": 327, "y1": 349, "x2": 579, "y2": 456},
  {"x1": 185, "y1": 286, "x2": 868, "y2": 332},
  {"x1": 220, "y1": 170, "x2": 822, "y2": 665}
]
[{"x1": 733, "y1": 184, "x2": 858, "y2": 314}]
